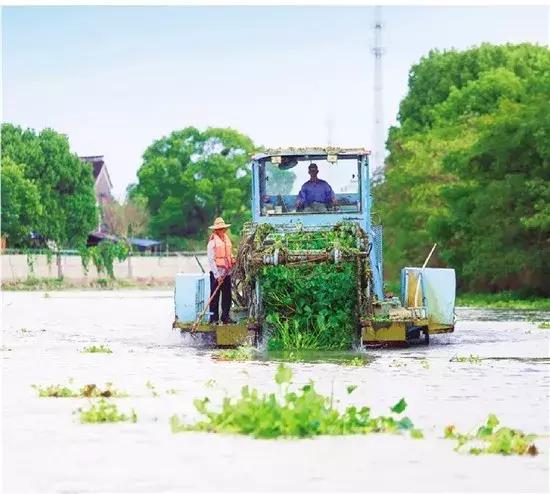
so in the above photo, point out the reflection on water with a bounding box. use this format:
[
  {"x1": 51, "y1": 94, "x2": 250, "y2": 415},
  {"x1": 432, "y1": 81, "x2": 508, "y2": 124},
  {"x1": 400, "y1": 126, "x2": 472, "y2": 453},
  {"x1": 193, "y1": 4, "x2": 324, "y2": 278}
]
[
  {"x1": 1, "y1": 291, "x2": 549, "y2": 493},
  {"x1": 263, "y1": 350, "x2": 375, "y2": 365}
]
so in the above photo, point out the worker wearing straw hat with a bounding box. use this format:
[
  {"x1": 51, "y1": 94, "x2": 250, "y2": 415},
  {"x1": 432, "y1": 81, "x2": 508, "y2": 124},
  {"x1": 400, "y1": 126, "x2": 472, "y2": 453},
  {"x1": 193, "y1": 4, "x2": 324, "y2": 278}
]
[{"x1": 207, "y1": 217, "x2": 236, "y2": 324}]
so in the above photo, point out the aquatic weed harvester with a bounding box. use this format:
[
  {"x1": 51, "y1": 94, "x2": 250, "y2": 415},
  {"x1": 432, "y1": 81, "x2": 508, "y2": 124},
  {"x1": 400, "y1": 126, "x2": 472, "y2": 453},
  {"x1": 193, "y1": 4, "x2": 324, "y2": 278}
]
[{"x1": 173, "y1": 148, "x2": 455, "y2": 348}]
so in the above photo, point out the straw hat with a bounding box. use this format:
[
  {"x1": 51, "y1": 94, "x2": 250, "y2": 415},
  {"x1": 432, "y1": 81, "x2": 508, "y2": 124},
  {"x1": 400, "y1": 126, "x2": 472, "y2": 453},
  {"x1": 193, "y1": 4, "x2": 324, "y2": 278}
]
[{"x1": 208, "y1": 217, "x2": 231, "y2": 230}]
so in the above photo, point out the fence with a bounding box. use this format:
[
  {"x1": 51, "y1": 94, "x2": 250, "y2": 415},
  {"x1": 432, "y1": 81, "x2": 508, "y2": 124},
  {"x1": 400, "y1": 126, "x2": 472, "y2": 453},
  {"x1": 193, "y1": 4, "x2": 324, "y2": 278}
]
[{"x1": 1, "y1": 251, "x2": 208, "y2": 283}]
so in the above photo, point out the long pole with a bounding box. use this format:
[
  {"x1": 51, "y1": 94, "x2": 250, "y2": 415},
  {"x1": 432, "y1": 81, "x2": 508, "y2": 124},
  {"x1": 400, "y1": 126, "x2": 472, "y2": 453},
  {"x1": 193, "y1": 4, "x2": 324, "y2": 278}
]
[
  {"x1": 414, "y1": 243, "x2": 437, "y2": 308},
  {"x1": 191, "y1": 271, "x2": 231, "y2": 331}
]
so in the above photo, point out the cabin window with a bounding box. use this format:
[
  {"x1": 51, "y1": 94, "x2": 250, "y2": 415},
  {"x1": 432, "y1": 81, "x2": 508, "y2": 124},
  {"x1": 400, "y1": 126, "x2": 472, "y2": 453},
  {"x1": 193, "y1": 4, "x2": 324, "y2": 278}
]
[{"x1": 259, "y1": 158, "x2": 361, "y2": 215}]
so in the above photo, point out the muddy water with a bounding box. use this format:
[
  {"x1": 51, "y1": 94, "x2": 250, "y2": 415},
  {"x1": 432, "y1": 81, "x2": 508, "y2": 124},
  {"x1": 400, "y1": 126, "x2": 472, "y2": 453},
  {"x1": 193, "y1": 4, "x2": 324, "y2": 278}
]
[{"x1": 2, "y1": 290, "x2": 549, "y2": 493}]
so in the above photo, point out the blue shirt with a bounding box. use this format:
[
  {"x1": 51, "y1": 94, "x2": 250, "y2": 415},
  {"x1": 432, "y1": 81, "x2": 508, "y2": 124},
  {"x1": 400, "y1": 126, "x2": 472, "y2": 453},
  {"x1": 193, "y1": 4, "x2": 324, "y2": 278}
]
[{"x1": 297, "y1": 179, "x2": 335, "y2": 206}]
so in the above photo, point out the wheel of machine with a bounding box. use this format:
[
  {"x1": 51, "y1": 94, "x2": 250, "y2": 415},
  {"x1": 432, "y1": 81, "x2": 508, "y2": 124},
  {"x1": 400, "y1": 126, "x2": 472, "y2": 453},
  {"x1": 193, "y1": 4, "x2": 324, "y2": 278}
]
[{"x1": 423, "y1": 330, "x2": 430, "y2": 345}]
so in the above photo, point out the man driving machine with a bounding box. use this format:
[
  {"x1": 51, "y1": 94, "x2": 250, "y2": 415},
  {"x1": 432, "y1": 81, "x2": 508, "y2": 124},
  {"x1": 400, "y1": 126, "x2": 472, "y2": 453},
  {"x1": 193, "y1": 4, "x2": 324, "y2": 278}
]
[{"x1": 295, "y1": 163, "x2": 338, "y2": 212}]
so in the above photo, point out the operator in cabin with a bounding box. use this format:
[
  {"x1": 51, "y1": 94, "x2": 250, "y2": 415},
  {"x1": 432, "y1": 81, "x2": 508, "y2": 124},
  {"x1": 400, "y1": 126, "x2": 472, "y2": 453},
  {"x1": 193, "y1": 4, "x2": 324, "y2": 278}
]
[{"x1": 295, "y1": 163, "x2": 338, "y2": 212}]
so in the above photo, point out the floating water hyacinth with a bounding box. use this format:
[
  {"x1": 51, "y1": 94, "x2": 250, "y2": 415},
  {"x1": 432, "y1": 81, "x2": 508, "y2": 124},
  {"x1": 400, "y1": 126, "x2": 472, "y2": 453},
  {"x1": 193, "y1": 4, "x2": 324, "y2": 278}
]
[{"x1": 170, "y1": 364, "x2": 422, "y2": 439}]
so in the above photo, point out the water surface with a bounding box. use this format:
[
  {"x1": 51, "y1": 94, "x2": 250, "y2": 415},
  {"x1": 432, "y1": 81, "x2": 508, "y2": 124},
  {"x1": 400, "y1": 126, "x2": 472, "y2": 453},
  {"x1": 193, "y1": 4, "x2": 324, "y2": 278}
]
[{"x1": 2, "y1": 291, "x2": 549, "y2": 492}]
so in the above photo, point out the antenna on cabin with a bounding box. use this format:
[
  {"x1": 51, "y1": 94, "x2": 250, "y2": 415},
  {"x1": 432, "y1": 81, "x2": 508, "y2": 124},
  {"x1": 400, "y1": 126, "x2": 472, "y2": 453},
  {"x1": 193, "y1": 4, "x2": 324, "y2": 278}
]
[{"x1": 372, "y1": 6, "x2": 385, "y2": 177}]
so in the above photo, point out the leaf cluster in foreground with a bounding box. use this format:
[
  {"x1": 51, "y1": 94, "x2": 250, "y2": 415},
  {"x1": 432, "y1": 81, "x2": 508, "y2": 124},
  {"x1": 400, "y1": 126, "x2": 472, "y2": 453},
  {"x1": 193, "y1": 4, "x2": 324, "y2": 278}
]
[{"x1": 170, "y1": 364, "x2": 422, "y2": 439}]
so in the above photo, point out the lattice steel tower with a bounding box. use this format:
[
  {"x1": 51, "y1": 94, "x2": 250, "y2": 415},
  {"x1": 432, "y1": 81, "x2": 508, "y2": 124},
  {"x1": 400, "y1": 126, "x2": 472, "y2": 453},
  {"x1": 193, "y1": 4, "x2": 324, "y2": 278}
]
[{"x1": 372, "y1": 6, "x2": 385, "y2": 176}]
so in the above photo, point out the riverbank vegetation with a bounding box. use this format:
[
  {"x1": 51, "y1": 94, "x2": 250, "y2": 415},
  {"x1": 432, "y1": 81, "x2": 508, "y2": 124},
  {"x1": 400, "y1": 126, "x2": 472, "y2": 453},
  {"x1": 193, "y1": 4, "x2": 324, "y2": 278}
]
[
  {"x1": 456, "y1": 292, "x2": 550, "y2": 310},
  {"x1": 1, "y1": 124, "x2": 98, "y2": 249},
  {"x1": 375, "y1": 43, "x2": 550, "y2": 298}
]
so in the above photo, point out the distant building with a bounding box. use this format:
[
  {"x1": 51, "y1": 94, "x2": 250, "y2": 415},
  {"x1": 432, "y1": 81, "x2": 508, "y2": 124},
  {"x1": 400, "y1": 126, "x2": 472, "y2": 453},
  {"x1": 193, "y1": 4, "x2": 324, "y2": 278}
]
[{"x1": 80, "y1": 155, "x2": 113, "y2": 232}]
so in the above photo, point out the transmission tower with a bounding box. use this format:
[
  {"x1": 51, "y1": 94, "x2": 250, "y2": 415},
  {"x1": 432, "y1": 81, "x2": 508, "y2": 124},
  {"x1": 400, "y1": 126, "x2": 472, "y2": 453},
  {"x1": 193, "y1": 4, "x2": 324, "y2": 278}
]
[{"x1": 372, "y1": 6, "x2": 385, "y2": 176}]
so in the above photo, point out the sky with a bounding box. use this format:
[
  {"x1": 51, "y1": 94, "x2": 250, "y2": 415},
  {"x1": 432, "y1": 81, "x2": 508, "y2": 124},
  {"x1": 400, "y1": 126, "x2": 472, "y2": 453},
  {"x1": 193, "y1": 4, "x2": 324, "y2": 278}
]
[{"x1": 2, "y1": 5, "x2": 549, "y2": 199}]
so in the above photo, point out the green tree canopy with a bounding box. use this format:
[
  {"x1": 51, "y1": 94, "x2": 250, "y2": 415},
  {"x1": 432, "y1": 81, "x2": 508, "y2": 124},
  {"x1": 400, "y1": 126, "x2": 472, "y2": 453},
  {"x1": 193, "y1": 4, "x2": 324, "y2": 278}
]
[
  {"x1": 1, "y1": 123, "x2": 98, "y2": 248},
  {"x1": 1, "y1": 156, "x2": 42, "y2": 245},
  {"x1": 131, "y1": 127, "x2": 255, "y2": 244},
  {"x1": 374, "y1": 43, "x2": 550, "y2": 296}
]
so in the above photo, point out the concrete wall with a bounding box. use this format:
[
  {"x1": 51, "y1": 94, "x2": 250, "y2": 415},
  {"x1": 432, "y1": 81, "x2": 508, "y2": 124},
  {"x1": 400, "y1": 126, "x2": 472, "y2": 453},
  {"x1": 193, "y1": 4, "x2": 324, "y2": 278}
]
[{"x1": 1, "y1": 253, "x2": 209, "y2": 282}]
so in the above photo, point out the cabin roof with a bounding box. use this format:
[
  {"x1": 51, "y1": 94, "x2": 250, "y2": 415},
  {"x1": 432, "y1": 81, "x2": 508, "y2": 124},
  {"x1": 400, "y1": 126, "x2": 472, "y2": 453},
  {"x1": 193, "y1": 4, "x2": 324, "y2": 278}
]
[{"x1": 253, "y1": 147, "x2": 370, "y2": 162}]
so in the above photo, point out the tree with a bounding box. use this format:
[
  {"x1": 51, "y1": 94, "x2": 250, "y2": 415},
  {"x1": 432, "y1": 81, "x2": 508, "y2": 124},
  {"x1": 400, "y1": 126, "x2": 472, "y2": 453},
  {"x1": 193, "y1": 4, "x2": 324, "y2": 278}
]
[
  {"x1": 102, "y1": 198, "x2": 150, "y2": 239},
  {"x1": 433, "y1": 85, "x2": 550, "y2": 295},
  {"x1": 132, "y1": 127, "x2": 255, "y2": 245},
  {"x1": 266, "y1": 166, "x2": 296, "y2": 195},
  {"x1": 0, "y1": 157, "x2": 42, "y2": 246},
  {"x1": 1, "y1": 124, "x2": 98, "y2": 248},
  {"x1": 374, "y1": 43, "x2": 550, "y2": 295}
]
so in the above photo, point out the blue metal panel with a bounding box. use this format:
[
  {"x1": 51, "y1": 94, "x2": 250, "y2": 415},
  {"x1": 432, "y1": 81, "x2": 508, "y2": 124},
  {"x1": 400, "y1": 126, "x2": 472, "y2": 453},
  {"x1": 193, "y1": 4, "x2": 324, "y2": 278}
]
[
  {"x1": 251, "y1": 160, "x2": 261, "y2": 222},
  {"x1": 372, "y1": 224, "x2": 383, "y2": 284},
  {"x1": 174, "y1": 273, "x2": 209, "y2": 323},
  {"x1": 361, "y1": 155, "x2": 384, "y2": 301},
  {"x1": 254, "y1": 214, "x2": 365, "y2": 228}
]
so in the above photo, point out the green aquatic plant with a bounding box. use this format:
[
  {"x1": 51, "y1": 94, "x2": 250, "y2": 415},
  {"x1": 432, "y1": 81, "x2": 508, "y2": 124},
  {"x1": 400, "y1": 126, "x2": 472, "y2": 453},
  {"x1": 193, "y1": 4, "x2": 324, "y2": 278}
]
[
  {"x1": 170, "y1": 364, "x2": 421, "y2": 439},
  {"x1": 538, "y1": 322, "x2": 550, "y2": 329},
  {"x1": 145, "y1": 380, "x2": 160, "y2": 397},
  {"x1": 77, "y1": 399, "x2": 137, "y2": 424},
  {"x1": 444, "y1": 414, "x2": 538, "y2": 456},
  {"x1": 345, "y1": 357, "x2": 368, "y2": 367},
  {"x1": 212, "y1": 345, "x2": 257, "y2": 361},
  {"x1": 32, "y1": 384, "x2": 76, "y2": 398},
  {"x1": 32, "y1": 382, "x2": 127, "y2": 398},
  {"x1": 262, "y1": 262, "x2": 357, "y2": 351},
  {"x1": 81, "y1": 345, "x2": 112, "y2": 354},
  {"x1": 450, "y1": 354, "x2": 482, "y2": 364},
  {"x1": 456, "y1": 292, "x2": 550, "y2": 310}
]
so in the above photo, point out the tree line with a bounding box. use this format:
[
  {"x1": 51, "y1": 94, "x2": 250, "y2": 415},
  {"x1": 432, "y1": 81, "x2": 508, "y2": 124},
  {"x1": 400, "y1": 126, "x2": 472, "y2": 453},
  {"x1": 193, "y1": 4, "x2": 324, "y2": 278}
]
[
  {"x1": 2, "y1": 43, "x2": 547, "y2": 294},
  {"x1": 374, "y1": 42, "x2": 549, "y2": 296}
]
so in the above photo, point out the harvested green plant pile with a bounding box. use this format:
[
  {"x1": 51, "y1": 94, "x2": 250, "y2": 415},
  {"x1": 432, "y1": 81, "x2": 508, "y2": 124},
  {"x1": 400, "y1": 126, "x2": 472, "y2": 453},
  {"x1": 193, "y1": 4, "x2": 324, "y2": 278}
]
[
  {"x1": 234, "y1": 222, "x2": 369, "y2": 350},
  {"x1": 170, "y1": 364, "x2": 422, "y2": 439},
  {"x1": 444, "y1": 414, "x2": 538, "y2": 456},
  {"x1": 262, "y1": 262, "x2": 357, "y2": 350}
]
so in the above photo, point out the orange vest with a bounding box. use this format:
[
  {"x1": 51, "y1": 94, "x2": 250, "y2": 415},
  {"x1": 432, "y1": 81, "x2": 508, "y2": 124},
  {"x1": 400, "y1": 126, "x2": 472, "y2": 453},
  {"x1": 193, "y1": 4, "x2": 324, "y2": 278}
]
[{"x1": 210, "y1": 232, "x2": 233, "y2": 269}]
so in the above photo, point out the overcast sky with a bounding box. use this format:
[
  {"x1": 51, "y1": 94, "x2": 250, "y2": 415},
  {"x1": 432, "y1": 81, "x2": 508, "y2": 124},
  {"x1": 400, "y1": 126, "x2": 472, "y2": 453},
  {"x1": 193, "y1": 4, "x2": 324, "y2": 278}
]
[{"x1": 3, "y1": 5, "x2": 549, "y2": 198}]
